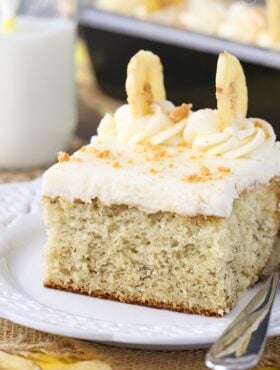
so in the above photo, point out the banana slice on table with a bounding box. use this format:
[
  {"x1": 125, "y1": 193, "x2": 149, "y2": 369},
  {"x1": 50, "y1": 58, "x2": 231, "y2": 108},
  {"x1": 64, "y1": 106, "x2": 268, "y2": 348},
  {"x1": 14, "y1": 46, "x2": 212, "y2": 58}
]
[
  {"x1": 216, "y1": 51, "x2": 248, "y2": 130},
  {"x1": 125, "y1": 50, "x2": 166, "y2": 118},
  {"x1": 0, "y1": 350, "x2": 40, "y2": 370},
  {"x1": 267, "y1": 0, "x2": 280, "y2": 42}
]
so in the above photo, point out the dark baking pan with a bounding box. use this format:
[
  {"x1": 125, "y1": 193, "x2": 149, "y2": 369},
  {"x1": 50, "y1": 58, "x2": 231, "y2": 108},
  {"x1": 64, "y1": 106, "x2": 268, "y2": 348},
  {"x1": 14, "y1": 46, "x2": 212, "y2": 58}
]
[{"x1": 78, "y1": 7, "x2": 280, "y2": 136}]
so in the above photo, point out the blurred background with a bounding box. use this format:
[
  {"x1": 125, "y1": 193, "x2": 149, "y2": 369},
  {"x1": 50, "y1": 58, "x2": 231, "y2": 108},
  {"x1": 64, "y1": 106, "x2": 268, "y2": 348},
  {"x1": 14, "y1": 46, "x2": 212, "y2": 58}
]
[
  {"x1": 78, "y1": 0, "x2": 280, "y2": 139},
  {"x1": 0, "y1": 0, "x2": 279, "y2": 173}
]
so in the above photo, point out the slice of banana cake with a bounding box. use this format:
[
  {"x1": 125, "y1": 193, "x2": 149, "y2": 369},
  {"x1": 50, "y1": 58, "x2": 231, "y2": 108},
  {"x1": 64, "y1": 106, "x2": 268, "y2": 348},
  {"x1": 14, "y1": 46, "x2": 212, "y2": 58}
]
[{"x1": 42, "y1": 50, "x2": 280, "y2": 316}]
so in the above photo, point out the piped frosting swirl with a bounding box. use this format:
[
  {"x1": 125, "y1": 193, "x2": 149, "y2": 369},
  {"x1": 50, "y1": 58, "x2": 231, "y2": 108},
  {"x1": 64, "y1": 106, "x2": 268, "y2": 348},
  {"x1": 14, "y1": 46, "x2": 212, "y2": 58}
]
[
  {"x1": 183, "y1": 109, "x2": 275, "y2": 159},
  {"x1": 98, "y1": 100, "x2": 190, "y2": 146},
  {"x1": 97, "y1": 105, "x2": 276, "y2": 159}
]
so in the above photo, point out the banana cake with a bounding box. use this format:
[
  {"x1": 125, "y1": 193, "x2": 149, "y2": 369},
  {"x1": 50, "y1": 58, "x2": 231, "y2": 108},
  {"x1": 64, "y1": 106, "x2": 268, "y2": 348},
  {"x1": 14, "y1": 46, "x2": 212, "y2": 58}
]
[{"x1": 42, "y1": 50, "x2": 280, "y2": 316}]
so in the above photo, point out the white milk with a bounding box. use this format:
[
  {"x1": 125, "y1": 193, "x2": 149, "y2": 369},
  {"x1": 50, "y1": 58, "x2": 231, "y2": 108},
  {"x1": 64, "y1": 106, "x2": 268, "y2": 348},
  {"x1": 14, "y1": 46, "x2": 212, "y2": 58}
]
[{"x1": 0, "y1": 16, "x2": 77, "y2": 168}]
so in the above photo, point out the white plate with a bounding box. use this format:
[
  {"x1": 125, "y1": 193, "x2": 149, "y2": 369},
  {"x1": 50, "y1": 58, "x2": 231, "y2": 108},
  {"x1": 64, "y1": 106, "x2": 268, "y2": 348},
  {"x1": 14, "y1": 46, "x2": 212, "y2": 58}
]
[{"x1": 0, "y1": 180, "x2": 279, "y2": 350}]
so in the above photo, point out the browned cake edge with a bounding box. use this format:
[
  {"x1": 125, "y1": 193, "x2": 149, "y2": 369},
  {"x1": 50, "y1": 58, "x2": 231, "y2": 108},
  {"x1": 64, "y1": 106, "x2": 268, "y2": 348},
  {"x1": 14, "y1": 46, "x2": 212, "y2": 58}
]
[{"x1": 44, "y1": 281, "x2": 232, "y2": 317}]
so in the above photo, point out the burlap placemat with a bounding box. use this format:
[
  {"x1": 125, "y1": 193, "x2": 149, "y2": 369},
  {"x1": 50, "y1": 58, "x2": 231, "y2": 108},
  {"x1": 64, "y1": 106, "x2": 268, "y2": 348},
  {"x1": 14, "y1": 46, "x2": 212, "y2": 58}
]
[
  {"x1": 0, "y1": 166, "x2": 279, "y2": 369},
  {"x1": 0, "y1": 318, "x2": 279, "y2": 369}
]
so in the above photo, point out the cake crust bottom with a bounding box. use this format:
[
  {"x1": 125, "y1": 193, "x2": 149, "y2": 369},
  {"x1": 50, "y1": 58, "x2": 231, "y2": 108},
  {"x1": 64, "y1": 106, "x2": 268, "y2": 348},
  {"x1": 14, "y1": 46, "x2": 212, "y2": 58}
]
[{"x1": 44, "y1": 281, "x2": 231, "y2": 317}]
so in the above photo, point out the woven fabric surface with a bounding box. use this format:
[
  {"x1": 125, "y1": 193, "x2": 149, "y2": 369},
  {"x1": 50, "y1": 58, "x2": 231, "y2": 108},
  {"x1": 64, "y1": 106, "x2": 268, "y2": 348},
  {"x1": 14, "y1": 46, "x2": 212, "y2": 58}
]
[{"x1": 0, "y1": 318, "x2": 279, "y2": 369}]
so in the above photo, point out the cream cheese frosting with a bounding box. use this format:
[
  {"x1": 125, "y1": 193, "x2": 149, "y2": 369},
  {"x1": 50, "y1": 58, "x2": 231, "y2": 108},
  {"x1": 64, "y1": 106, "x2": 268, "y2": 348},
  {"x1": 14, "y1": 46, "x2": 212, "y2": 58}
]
[
  {"x1": 98, "y1": 102, "x2": 276, "y2": 160},
  {"x1": 42, "y1": 50, "x2": 280, "y2": 218},
  {"x1": 42, "y1": 106, "x2": 280, "y2": 218},
  {"x1": 97, "y1": 100, "x2": 187, "y2": 146}
]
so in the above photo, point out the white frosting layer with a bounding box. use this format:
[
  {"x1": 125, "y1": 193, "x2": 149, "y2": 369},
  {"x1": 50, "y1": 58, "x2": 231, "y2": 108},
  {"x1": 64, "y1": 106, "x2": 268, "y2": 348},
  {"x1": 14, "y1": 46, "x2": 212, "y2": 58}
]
[{"x1": 43, "y1": 129, "x2": 280, "y2": 218}]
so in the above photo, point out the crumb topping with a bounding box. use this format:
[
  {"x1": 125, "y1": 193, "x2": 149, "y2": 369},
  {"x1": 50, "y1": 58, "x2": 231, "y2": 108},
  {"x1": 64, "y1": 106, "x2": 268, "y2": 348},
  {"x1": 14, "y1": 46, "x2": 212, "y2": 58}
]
[
  {"x1": 200, "y1": 166, "x2": 210, "y2": 176},
  {"x1": 80, "y1": 145, "x2": 88, "y2": 152},
  {"x1": 71, "y1": 143, "x2": 238, "y2": 186},
  {"x1": 181, "y1": 174, "x2": 205, "y2": 183},
  {"x1": 96, "y1": 149, "x2": 110, "y2": 159},
  {"x1": 169, "y1": 103, "x2": 192, "y2": 123},
  {"x1": 57, "y1": 151, "x2": 70, "y2": 163},
  {"x1": 113, "y1": 161, "x2": 121, "y2": 168},
  {"x1": 149, "y1": 151, "x2": 167, "y2": 160},
  {"x1": 143, "y1": 145, "x2": 168, "y2": 162},
  {"x1": 189, "y1": 154, "x2": 205, "y2": 159},
  {"x1": 217, "y1": 166, "x2": 231, "y2": 174},
  {"x1": 181, "y1": 174, "x2": 223, "y2": 183},
  {"x1": 150, "y1": 168, "x2": 159, "y2": 174},
  {"x1": 71, "y1": 158, "x2": 83, "y2": 163}
]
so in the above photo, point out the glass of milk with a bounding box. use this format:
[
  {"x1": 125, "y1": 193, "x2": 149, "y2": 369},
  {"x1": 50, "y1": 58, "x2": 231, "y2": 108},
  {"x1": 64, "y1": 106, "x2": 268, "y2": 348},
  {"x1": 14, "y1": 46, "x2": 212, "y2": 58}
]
[{"x1": 0, "y1": 0, "x2": 77, "y2": 168}]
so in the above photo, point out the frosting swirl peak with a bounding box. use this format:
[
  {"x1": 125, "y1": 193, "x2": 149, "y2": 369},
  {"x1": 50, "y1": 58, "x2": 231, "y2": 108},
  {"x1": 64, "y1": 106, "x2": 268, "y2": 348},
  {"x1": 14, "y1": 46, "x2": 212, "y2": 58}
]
[
  {"x1": 184, "y1": 109, "x2": 275, "y2": 159},
  {"x1": 98, "y1": 100, "x2": 189, "y2": 146},
  {"x1": 97, "y1": 104, "x2": 276, "y2": 160}
]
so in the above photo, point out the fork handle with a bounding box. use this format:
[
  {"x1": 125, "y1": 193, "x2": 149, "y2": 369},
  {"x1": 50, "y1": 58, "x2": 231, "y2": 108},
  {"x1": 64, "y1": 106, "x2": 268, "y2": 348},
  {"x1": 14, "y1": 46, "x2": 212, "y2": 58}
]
[{"x1": 206, "y1": 272, "x2": 279, "y2": 370}]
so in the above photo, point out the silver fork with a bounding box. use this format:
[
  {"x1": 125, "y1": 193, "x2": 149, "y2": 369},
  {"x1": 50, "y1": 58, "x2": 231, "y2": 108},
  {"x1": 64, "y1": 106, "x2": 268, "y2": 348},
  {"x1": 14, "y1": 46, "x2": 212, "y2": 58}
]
[{"x1": 206, "y1": 271, "x2": 279, "y2": 370}]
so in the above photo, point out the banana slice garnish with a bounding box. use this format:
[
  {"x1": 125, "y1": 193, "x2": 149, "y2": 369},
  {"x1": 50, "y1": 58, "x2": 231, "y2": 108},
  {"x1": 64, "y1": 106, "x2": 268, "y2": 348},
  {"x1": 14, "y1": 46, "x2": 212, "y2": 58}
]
[
  {"x1": 216, "y1": 51, "x2": 248, "y2": 130},
  {"x1": 125, "y1": 50, "x2": 166, "y2": 118},
  {"x1": 267, "y1": 0, "x2": 280, "y2": 42}
]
